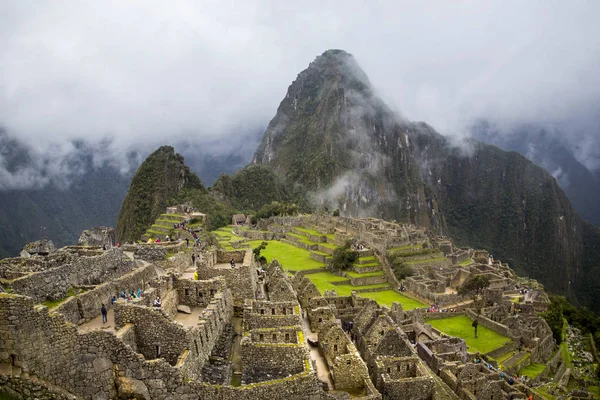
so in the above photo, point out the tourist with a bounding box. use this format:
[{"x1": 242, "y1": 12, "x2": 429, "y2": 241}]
[
  {"x1": 101, "y1": 304, "x2": 108, "y2": 324},
  {"x1": 194, "y1": 271, "x2": 198, "y2": 280},
  {"x1": 192, "y1": 254, "x2": 196, "y2": 265},
  {"x1": 111, "y1": 295, "x2": 117, "y2": 305},
  {"x1": 137, "y1": 288, "x2": 142, "y2": 298},
  {"x1": 186, "y1": 238, "x2": 189, "y2": 247},
  {"x1": 230, "y1": 258, "x2": 235, "y2": 268},
  {"x1": 103, "y1": 244, "x2": 107, "y2": 251}
]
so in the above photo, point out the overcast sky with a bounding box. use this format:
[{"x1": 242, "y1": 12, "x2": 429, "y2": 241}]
[{"x1": 1, "y1": 0, "x2": 599, "y2": 186}]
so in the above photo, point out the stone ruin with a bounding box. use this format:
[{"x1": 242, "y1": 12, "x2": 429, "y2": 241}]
[{"x1": 0, "y1": 212, "x2": 592, "y2": 399}]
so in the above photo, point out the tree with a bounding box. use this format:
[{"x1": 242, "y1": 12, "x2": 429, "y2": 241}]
[
  {"x1": 542, "y1": 297, "x2": 564, "y2": 345},
  {"x1": 329, "y1": 240, "x2": 359, "y2": 272},
  {"x1": 387, "y1": 253, "x2": 414, "y2": 281},
  {"x1": 253, "y1": 241, "x2": 269, "y2": 265},
  {"x1": 458, "y1": 274, "x2": 491, "y2": 338},
  {"x1": 332, "y1": 209, "x2": 340, "y2": 217}
]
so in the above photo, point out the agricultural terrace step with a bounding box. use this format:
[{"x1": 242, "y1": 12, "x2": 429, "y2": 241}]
[
  {"x1": 156, "y1": 219, "x2": 180, "y2": 225},
  {"x1": 310, "y1": 251, "x2": 331, "y2": 264},
  {"x1": 351, "y1": 264, "x2": 382, "y2": 274},
  {"x1": 159, "y1": 213, "x2": 185, "y2": 221},
  {"x1": 150, "y1": 225, "x2": 172, "y2": 234},
  {"x1": 355, "y1": 255, "x2": 378, "y2": 265},
  {"x1": 345, "y1": 270, "x2": 384, "y2": 278},
  {"x1": 285, "y1": 234, "x2": 318, "y2": 250},
  {"x1": 356, "y1": 249, "x2": 374, "y2": 257},
  {"x1": 294, "y1": 226, "x2": 328, "y2": 237},
  {"x1": 390, "y1": 251, "x2": 446, "y2": 262},
  {"x1": 351, "y1": 283, "x2": 392, "y2": 293},
  {"x1": 316, "y1": 243, "x2": 338, "y2": 255},
  {"x1": 502, "y1": 351, "x2": 530, "y2": 368},
  {"x1": 404, "y1": 257, "x2": 451, "y2": 267},
  {"x1": 350, "y1": 275, "x2": 387, "y2": 286},
  {"x1": 331, "y1": 279, "x2": 352, "y2": 286},
  {"x1": 280, "y1": 238, "x2": 316, "y2": 251}
]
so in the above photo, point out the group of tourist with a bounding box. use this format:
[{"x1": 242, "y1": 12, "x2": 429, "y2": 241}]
[
  {"x1": 474, "y1": 358, "x2": 531, "y2": 393},
  {"x1": 351, "y1": 242, "x2": 365, "y2": 251},
  {"x1": 153, "y1": 297, "x2": 162, "y2": 307},
  {"x1": 424, "y1": 304, "x2": 457, "y2": 313},
  {"x1": 174, "y1": 220, "x2": 202, "y2": 244},
  {"x1": 111, "y1": 288, "x2": 144, "y2": 304}
]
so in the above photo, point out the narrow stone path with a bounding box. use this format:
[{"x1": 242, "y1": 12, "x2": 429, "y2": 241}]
[{"x1": 300, "y1": 313, "x2": 333, "y2": 390}]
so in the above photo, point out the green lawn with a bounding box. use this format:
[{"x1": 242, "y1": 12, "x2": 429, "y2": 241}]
[
  {"x1": 519, "y1": 363, "x2": 545, "y2": 379},
  {"x1": 428, "y1": 315, "x2": 511, "y2": 354},
  {"x1": 356, "y1": 290, "x2": 425, "y2": 310},
  {"x1": 303, "y1": 272, "x2": 349, "y2": 288},
  {"x1": 241, "y1": 238, "x2": 425, "y2": 310},
  {"x1": 246, "y1": 240, "x2": 325, "y2": 271}
]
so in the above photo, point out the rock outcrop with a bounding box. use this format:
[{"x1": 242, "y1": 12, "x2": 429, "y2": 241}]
[
  {"x1": 78, "y1": 226, "x2": 116, "y2": 247},
  {"x1": 21, "y1": 239, "x2": 56, "y2": 256}
]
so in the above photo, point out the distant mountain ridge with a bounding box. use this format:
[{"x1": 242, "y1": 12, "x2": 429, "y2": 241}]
[
  {"x1": 470, "y1": 121, "x2": 600, "y2": 226},
  {"x1": 253, "y1": 49, "x2": 600, "y2": 311}
]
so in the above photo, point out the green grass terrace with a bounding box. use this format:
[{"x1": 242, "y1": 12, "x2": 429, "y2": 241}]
[
  {"x1": 428, "y1": 315, "x2": 512, "y2": 354},
  {"x1": 244, "y1": 239, "x2": 426, "y2": 310}
]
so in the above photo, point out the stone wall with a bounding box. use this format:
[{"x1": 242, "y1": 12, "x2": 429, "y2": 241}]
[
  {"x1": 175, "y1": 277, "x2": 226, "y2": 306},
  {"x1": 161, "y1": 288, "x2": 179, "y2": 319},
  {"x1": 241, "y1": 230, "x2": 284, "y2": 241},
  {"x1": 0, "y1": 293, "x2": 336, "y2": 400},
  {"x1": 198, "y1": 249, "x2": 256, "y2": 303},
  {"x1": 52, "y1": 263, "x2": 158, "y2": 324},
  {"x1": 465, "y1": 309, "x2": 513, "y2": 339},
  {"x1": 248, "y1": 327, "x2": 300, "y2": 344},
  {"x1": 240, "y1": 340, "x2": 308, "y2": 383},
  {"x1": 0, "y1": 374, "x2": 77, "y2": 400},
  {"x1": 116, "y1": 323, "x2": 137, "y2": 353},
  {"x1": 217, "y1": 249, "x2": 246, "y2": 264},
  {"x1": 133, "y1": 241, "x2": 187, "y2": 263},
  {"x1": 380, "y1": 374, "x2": 435, "y2": 400},
  {"x1": 114, "y1": 303, "x2": 188, "y2": 365},
  {"x1": 4, "y1": 248, "x2": 133, "y2": 302}
]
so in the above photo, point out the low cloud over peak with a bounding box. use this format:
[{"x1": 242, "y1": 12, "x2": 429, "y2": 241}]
[{"x1": 1, "y1": 0, "x2": 599, "y2": 189}]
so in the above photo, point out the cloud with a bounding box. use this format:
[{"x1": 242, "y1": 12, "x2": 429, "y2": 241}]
[{"x1": 0, "y1": 0, "x2": 599, "y2": 189}]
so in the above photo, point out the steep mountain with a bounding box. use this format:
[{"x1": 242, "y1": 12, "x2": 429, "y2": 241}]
[
  {"x1": 211, "y1": 164, "x2": 309, "y2": 212},
  {"x1": 253, "y1": 49, "x2": 600, "y2": 310},
  {"x1": 470, "y1": 121, "x2": 600, "y2": 226},
  {"x1": 253, "y1": 49, "x2": 443, "y2": 231},
  {"x1": 116, "y1": 146, "x2": 204, "y2": 242}
]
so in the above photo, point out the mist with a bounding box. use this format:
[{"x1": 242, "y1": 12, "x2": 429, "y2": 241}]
[{"x1": 1, "y1": 1, "x2": 599, "y2": 189}]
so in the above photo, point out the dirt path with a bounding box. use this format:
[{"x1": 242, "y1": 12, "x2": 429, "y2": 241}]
[
  {"x1": 300, "y1": 313, "x2": 333, "y2": 390},
  {"x1": 173, "y1": 306, "x2": 205, "y2": 327},
  {"x1": 78, "y1": 309, "x2": 116, "y2": 334}
]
